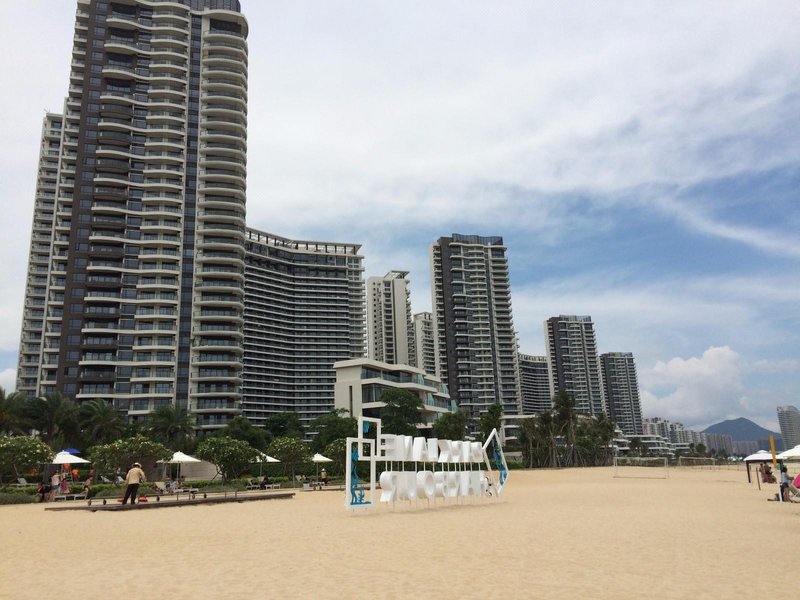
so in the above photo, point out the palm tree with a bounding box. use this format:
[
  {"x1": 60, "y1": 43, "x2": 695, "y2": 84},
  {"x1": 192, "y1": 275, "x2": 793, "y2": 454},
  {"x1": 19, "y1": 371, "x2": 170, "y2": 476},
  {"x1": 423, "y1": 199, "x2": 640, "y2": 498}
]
[
  {"x1": 553, "y1": 390, "x2": 579, "y2": 467},
  {"x1": 148, "y1": 404, "x2": 195, "y2": 449},
  {"x1": 0, "y1": 389, "x2": 28, "y2": 435},
  {"x1": 78, "y1": 399, "x2": 125, "y2": 447},
  {"x1": 23, "y1": 393, "x2": 79, "y2": 447}
]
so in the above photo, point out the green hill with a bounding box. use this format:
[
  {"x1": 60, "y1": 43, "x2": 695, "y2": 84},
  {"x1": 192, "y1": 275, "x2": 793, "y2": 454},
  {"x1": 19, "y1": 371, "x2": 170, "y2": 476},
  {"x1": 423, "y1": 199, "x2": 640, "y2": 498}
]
[{"x1": 703, "y1": 417, "x2": 780, "y2": 442}]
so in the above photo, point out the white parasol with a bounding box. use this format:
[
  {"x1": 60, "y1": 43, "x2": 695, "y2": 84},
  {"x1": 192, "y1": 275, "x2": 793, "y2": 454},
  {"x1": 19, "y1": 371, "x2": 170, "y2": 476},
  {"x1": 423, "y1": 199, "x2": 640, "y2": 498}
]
[
  {"x1": 312, "y1": 453, "x2": 332, "y2": 480},
  {"x1": 52, "y1": 451, "x2": 90, "y2": 465},
  {"x1": 158, "y1": 451, "x2": 201, "y2": 480}
]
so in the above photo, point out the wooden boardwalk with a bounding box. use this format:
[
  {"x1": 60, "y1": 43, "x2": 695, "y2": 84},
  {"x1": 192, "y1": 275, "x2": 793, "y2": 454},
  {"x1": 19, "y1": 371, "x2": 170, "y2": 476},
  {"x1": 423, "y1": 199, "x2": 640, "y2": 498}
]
[{"x1": 44, "y1": 490, "x2": 295, "y2": 512}]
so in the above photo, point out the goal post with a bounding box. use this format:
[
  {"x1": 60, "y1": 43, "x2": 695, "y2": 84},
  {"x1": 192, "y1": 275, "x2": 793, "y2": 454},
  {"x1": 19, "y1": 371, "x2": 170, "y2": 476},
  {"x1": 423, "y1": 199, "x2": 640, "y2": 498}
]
[
  {"x1": 677, "y1": 456, "x2": 718, "y2": 469},
  {"x1": 613, "y1": 456, "x2": 669, "y2": 479}
]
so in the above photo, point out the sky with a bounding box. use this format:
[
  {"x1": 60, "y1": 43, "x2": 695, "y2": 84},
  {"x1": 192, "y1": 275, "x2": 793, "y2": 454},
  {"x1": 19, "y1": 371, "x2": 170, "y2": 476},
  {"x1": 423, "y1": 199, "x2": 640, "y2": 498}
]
[{"x1": 0, "y1": 1, "x2": 798, "y2": 432}]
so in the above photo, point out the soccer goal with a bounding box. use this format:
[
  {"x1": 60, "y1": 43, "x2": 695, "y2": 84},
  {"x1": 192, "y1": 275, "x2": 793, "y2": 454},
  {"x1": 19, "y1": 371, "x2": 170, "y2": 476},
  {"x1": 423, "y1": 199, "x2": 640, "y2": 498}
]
[
  {"x1": 677, "y1": 456, "x2": 718, "y2": 470},
  {"x1": 613, "y1": 456, "x2": 669, "y2": 479}
]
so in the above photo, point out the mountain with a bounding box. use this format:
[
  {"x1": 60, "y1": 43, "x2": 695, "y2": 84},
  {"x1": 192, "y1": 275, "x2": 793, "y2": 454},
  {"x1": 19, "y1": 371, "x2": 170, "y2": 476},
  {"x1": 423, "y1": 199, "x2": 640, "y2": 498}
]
[{"x1": 703, "y1": 418, "x2": 780, "y2": 442}]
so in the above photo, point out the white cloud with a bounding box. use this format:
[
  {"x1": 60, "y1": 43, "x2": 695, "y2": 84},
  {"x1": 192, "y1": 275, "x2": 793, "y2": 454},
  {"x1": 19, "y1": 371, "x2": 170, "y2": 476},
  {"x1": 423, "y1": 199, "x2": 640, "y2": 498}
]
[
  {"x1": 0, "y1": 368, "x2": 16, "y2": 394},
  {"x1": 639, "y1": 346, "x2": 745, "y2": 427}
]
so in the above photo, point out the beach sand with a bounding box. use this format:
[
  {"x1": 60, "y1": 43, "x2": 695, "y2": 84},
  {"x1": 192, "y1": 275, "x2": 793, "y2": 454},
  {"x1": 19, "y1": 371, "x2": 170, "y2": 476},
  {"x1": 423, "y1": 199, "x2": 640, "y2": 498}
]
[{"x1": 0, "y1": 466, "x2": 795, "y2": 599}]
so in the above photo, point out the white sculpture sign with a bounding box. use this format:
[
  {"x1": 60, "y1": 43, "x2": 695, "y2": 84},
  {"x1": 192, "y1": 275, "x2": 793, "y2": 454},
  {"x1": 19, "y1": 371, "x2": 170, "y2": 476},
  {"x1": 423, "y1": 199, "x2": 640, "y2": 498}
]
[{"x1": 345, "y1": 416, "x2": 509, "y2": 510}]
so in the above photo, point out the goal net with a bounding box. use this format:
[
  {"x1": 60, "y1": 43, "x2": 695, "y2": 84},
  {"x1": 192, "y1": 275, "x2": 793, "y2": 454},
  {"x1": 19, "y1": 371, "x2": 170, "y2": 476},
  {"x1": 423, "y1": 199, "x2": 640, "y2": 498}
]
[
  {"x1": 613, "y1": 456, "x2": 669, "y2": 479},
  {"x1": 677, "y1": 456, "x2": 717, "y2": 469}
]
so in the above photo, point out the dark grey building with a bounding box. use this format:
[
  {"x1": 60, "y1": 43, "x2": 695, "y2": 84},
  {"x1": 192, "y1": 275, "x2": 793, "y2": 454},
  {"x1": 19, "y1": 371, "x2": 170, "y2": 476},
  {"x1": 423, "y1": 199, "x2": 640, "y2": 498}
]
[
  {"x1": 18, "y1": 0, "x2": 249, "y2": 433},
  {"x1": 431, "y1": 234, "x2": 520, "y2": 421},
  {"x1": 544, "y1": 315, "x2": 605, "y2": 417},
  {"x1": 600, "y1": 352, "x2": 643, "y2": 436}
]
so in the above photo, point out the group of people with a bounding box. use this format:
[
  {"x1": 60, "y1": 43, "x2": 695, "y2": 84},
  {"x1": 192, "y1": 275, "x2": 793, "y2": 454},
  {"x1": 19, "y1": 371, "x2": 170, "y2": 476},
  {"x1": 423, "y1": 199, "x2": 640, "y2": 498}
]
[
  {"x1": 779, "y1": 465, "x2": 800, "y2": 502},
  {"x1": 36, "y1": 469, "x2": 92, "y2": 502},
  {"x1": 762, "y1": 462, "x2": 800, "y2": 502}
]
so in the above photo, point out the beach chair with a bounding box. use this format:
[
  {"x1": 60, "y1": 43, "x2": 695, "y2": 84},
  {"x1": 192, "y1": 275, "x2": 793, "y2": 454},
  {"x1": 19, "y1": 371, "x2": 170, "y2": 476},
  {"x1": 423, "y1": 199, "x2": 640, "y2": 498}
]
[
  {"x1": 12, "y1": 478, "x2": 31, "y2": 487},
  {"x1": 152, "y1": 482, "x2": 167, "y2": 495}
]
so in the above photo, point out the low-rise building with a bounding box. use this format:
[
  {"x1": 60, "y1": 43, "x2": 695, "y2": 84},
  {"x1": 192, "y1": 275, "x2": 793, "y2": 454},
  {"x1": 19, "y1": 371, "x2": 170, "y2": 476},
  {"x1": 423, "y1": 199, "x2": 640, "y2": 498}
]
[{"x1": 333, "y1": 358, "x2": 453, "y2": 432}]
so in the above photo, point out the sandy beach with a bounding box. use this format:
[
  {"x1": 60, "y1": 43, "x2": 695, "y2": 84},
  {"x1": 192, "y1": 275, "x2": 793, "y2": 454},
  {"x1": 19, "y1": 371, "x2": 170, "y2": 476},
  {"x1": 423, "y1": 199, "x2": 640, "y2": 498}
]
[{"x1": 0, "y1": 466, "x2": 795, "y2": 599}]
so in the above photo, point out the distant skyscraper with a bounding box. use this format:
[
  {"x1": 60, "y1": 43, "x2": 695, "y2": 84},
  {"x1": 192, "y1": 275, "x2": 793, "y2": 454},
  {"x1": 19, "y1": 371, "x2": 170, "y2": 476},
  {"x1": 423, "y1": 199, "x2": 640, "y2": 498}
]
[
  {"x1": 366, "y1": 271, "x2": 411, "y2": 365},
  {"x1": 518, "y1": 353, "x2": 551, "y2": 414},
  {"x1": 544, "y1": 315, "x2": 605, "y2": 416},
  {"x1": 600, "y1": 352, "x2": 643, "y2": 435},
  {"x1": 17, "y1": 0, "x2": 250, "y2": 433},
  {"x1": 410, "y1": 312, "x2": 436, "y2": 376},
  {"x1": 431, "y1": 234, "x2": 520, "y2": 419},
  {"x1": 242, "y1": 230, "x2": 365, "y2": 431},
  {"x1": 777, "y1": 405, "x2": 800, "y2": 449}
]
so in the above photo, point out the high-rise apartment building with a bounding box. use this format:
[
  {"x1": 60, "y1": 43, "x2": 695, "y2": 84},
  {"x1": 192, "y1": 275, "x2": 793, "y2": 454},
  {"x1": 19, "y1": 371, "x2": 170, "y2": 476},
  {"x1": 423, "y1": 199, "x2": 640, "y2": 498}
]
[
  {"x1": 544, "y1": 315, "x2": 605, "y2": 416},
  {"x1": 242, "y1": 229, "x2": 365, "y2": 431},
  {"x1": 600, "y1": 352, "x2": 643, "y2": 436},
  {"x1": 17, "y1": 114, "x2": 63, "y2": 397},
  {"x1": 431, "y1": 234, "x2": 520, "y2": 420},
  {"x1": 410, "y1": 312, "x2": 436, "y2": 376},
  {"x1": 366, "y1": 271, "x2": 411, "y2": 365},
  {"x1": 17, "y1": 0, "x2": 249, "y2": 432},
  {"x1": 777, "y1": 405, "x2": 800, "y2": 449},
  {"x1": 518, "y1": 353, "x2": 551, "y2": 414}
]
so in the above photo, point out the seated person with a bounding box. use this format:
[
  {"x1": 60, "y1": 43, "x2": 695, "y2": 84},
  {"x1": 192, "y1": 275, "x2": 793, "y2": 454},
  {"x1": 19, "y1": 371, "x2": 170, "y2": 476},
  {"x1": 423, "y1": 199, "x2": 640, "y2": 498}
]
[
  {"x1": 320, "y1": 469, "x2": 329, "y2": 485},
  {"x1": 81, "y1": 478, "x2": 91, "y2": 497},
  {"x1": 260, "y1": 475, "x2": 271, "y2": 489},
  {"x1": 37, "y1": 482, "x2": 51, "y2": 503},
  {"x1": 168, "y1": 479, "x2": 178, "y2": 493}
]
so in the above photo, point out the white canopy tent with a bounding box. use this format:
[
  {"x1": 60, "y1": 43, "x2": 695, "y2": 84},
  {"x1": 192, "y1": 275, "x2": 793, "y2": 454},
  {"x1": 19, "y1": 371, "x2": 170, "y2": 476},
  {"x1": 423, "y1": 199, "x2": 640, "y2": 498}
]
[
  {"x1": 777, "y1": 445, "x2": 800, "y2": 461},
  {"x1": 743, "y1": 450, "x2": 780, "y2": 488}
]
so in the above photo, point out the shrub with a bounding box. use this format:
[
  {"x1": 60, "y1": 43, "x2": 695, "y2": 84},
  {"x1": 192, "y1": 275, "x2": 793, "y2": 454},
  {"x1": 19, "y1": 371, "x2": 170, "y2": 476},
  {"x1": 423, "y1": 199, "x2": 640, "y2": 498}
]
[{"x1": 0, "y1": 493, "x2": 36, "y2": 505}]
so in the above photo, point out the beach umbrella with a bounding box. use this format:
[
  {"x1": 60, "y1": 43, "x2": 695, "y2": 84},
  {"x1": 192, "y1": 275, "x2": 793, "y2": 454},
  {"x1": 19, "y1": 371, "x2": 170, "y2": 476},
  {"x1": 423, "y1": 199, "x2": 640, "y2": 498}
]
[
  {"x1": 254, "y1": 452, "x2": 279, "y2": 476},
  {"x1": 777, "y1": 445, "x2": 800, "y2": 461},
  {"x1": 52, "y1": 451, "x2": 90, "y2": 465},
  {"x1": 312, "y1": 453, "x2": 332, "y2": 479},
  {"x1": 255, "y1": 453, "x2": 280, "y2": 464},
  {"x1": 61, "y1": 448, "x2": 81, "y2": 455}
]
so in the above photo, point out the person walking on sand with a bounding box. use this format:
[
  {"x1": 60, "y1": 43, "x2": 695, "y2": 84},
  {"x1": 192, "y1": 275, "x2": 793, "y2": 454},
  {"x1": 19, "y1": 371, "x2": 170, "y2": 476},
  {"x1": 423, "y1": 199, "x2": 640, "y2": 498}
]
[{"x1": 122, "y1": 462, "x2": 146, "y2": 505}]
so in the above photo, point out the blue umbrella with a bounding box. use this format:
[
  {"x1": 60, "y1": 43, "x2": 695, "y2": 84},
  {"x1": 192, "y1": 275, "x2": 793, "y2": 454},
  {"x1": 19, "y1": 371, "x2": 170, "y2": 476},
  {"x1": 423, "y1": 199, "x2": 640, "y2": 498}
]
[{"x1": 61, "y1": 448, "x2": 81, "y2": 454}]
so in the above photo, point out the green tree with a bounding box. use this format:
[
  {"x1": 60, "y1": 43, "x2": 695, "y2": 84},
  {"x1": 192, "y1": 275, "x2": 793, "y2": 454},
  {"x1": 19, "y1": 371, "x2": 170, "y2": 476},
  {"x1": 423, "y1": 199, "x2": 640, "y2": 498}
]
[
  {"x1": 432, "y1": 411, "x2": 470, "y2": 441},
  {"x1": 0, "y1": 436, "x2": 53, "y2": 482},
  {"x1": 196, "y1": 436, "x2": 259, "y2": 483},
  {"x1": 23, "y1": 393, "x2": 79, "y2": 449},
  {"x1": 695, "y1": 443, "x2": 707, "y2": 457},
  {"x1": 628, "y1": 437, "x2": 645, "y2": 457},
  {"x1": 264, "y1": 412, "x2": 304, "y2": 439},
  {"x1": 323, "y1": 438, "x2": 348, "y2": 476},
  {"x1": 0, "y1": 390, "x2": 28, "y2": 436},
  {"x1": 78, "y1": 399, "x2": 125, "y2": 448},
  {"x1": 268, "y1": 436, "x2": 311, "y2": 485},
  {"x1": 379, "y1": 389, "x2": 422, "y2": 436},
  {"x1": 88, "y1": 434, "x2": 171, "y2": 478},
  {"x1": 148, "y1": 404, "x2": 195, "y2": 450},
  {"x1": 309, "y1": 409, "x2": 356, "y2": 453},
  {"x1": 553, "y1": 390, "x2": 580, "y2": 467},
  {"x1": 216, "y1": 415, "x2": 271, "y2": 451},
  {"x1": 479, "y1": 403, "x2": 503, "y2": 442}
]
